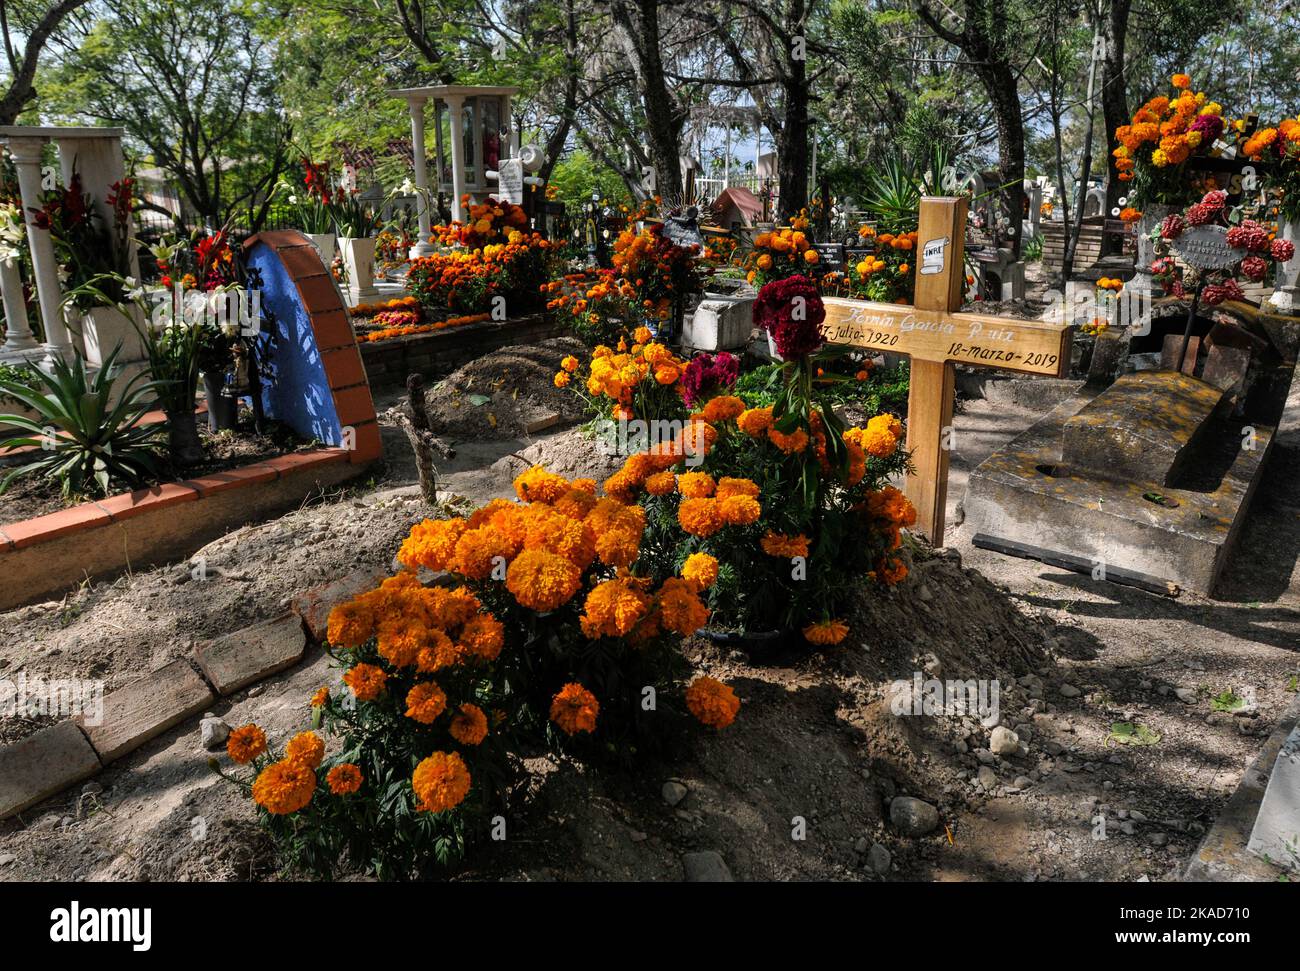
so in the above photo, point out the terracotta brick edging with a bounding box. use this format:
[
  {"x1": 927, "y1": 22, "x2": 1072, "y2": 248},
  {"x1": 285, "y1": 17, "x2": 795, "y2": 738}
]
[
  {"x1": 0, "y1": 448, "x2": 372, "y2": 611},
  {"x1": 0, "y1": 567, "x2": 384, "y2": 821}
]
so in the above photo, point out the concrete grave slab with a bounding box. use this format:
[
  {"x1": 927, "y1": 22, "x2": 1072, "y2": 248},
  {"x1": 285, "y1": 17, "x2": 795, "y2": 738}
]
[
  {"x1": 1060, "y1": 370, "x2": 1225, "y2": 486},
  {"x1": 0, "y1": 720, "x2": 101, "y2": 819},
  {"x1": 194, "y1": 613, "x2": 308, "y2": 695},
  {"x1": 1246, "y1": 724, "x2": 1300, "y2": 873},
  {"x1": 965, "y1": 379, "x2": 1274, "y2": 595}
]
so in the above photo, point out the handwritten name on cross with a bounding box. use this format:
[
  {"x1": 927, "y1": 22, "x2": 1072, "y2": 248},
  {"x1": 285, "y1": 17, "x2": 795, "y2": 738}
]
[{"x1": 821, "y1": 196, "x2": 1072, "y2": 546}]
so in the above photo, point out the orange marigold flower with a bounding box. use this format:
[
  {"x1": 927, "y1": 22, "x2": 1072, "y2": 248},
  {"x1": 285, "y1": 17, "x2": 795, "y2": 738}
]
[
  {"x1": 760, "y1": 531, "x2": 810, "y2": 559},
  {"x1": 715, "y1": 476, "x2": 759, "y2": 500},
  {"x1": 701, "y1": 395, "x2": 745, "y2": 423},
  {"x1": 676, "y1": 471, "x2": 716, "y2": 498},
  {"x1": 1171, "y1": 73, "x2": 1191, "y2": 89},
  {"x1": 767, "y1": 425, "x2": 810, "y2": 454},
  {"x1": 876, "y1": 557, "x2": 909, "y2": 586},
  {"x1": 803, "y1": 619, "x2": 850, "y2": 645},
  {"x1": 645, "y1": 470, "x2": 676, "y2": 495},
  {"x1": 678, "y1": 497, "x2": 723, "y2": 537},
  {"x1": 376, "y1": 618, "x2": 425, "y2": 669},
  {"x1": 550, "y1": 683, "x2": 600, "y2": 735},
  {"x1": 405, "y1": 681, "x2": 448, "y2": 724},
  {"x1": 656, "y1": 577, "x2": 710, "y2": 635},
  {"x1": 737, "y1": 406, "x2": 774, "y2": 436},
  {"x1": 252, "y1": 758, "x2": 316, "y2": 815},
  {"x1": 310, "y1": 687, "x2": 330, "y2": 709},
  {"x1": 412, "y1": 751, "x2": 472, "y2": 813},
  {"x1": 326, "y1": 598, "x2": 375, "y2": 649},
  {"x1": 682, "y1": 552, "x2": 719, "y2": 592},
  {"x1": 397, "y1": 517, "x2": 467, "y2": 572},
  {"x1": 415, "y1": 629, "x2": 464, "y2": 673},
  {"x1": 554, "y1": 371, "x2": 571, "y2": 388},
  {"x1": 449, "y1": 703, "x2": 489, "y2": 746},
  {"x1": 719, "y1": 493, "x2": 761, "y2": 526},
  {"x1": 459, "y1": 613, "x2": 505, "y2": 661},
  {"x1": 326, "y1": 763, "x2": 363, "y2": 795},
  {"x1": 561, "y1": 355, "x2": 580, "y2": 373},
  {"x1": 285, "y1": 730, "x2": 325, "y2": 769},
  {"x1": 580, "y1": 577, "x2": 652, "y2": 638},
  {"x1": 451, "y1": 525, "x2": 516, "y2": 580},
  {"x1": 344, "y1": 662, "x2": 388, "y2": 702},
  {"x1": 685, "y1": 676, "x2": 740, "y2": 729},
  {"x1": 227, "y1": 723, "x2": 267, "y2": 764},
  {"x1": 506, "y1": 548, "x2": 583, "y2": 612},
  {"x1": 859, "y1": 413, "x2": 903, "y2": 458},
  {"x1": 513, "y1": 465, "x2": 570, "y2": 503}
]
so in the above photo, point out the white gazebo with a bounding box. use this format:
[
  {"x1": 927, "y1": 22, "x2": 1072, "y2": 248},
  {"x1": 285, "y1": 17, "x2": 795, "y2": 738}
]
[
  {"x1": 0, "y1": 126, "x2": 139, "y2": 367},
  {"x1": 388, "y1": 85, "x2": 518, "y2": 259}
]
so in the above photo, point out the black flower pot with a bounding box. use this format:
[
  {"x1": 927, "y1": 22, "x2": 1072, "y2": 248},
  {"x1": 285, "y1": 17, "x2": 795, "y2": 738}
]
[{"x1": 203, "y1": 373, "x2": 239, "y2": 432}]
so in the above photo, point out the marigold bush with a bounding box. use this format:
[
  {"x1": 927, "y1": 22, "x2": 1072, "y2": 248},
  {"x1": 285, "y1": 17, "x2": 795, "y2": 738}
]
[{"x1": 217, "y1": 462, "x2": 743, "y2": 878}]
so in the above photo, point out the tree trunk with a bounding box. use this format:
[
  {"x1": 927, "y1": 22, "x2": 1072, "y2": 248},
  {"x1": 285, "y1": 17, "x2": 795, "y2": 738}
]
[
  {"x1": 1099, "y1": 0, "x2": 1131, "y2": 256},
  {"x1": 973, "y1": 59, "x2": 1027, "y2": 259},
  {"x1": 777, "y1": 64, "x2": 810, "y2": 221}
]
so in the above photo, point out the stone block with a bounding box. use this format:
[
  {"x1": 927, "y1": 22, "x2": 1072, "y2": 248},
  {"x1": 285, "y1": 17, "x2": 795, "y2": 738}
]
[
  {"x1": 1061, "y1": 370, "x2": 1224, "y2": 486},
  {"x1": 0, "y1": 721, "x2": 101, "y2": 819},
  {"x1": 1247, "y1": 725, "x2": 1300, "y2": 872},
  {"x1": 76, "y1": 659, "x2": 215, "y2": 763},
  {"x1": 683, "y1": 296, "x2": 754, "y2": 352},
  {"x1": 194, "y1": 613, "x2": 308, "y2": 695}
]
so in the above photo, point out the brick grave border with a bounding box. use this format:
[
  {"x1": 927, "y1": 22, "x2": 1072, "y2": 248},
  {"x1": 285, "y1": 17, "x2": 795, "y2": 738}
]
[
  {"x1": 0, "y1": 567, "x2": 386, "y2": 820},
  {"x1": 1, "y1": 232, "x2": 385, "y2": 611}
]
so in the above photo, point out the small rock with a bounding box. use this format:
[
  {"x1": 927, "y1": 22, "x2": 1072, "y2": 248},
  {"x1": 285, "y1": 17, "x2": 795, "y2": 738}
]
[
  {"x1": 989, "y1": 726, "x2": 1020, "y2": 757},
  {"x1": 200, "y1": 716, "x2": 231, "y2": 751},
  {"x1": 977, "y1": 766, "x2": 998, "y2": 791},
  {"x1": 1013, "y1": 775, "x2": 1033, "y2": 790},
  {"x1": 853, "y1": 837, "x2": 869, "y2": 853},
  {"x1": 1174, "y1": 687, "x2": 1197, "y2": 704},
  {"x1": 1044, "y1": 740, "x2": 1065, "y2": 756},
  {"x1": 0, "y1": 854, "x2": 14, "y2": 866},
  {"x1": 661, "y1": 781, "x2": 688, "y2": 807},
  {"x1": 682, "y1": 851, "x2": 733, "y2": 882},
  {"x1": 1148, "y1": 832, "x2": 1169, "y2": 847},
  {"x1": 866, "y1": 843, "x2": 892, "y2": 875},
  {"x1": 889, "y1": 796, "x2": 941, "y2": 837},
  {"x1": 975, "y1": 748, "x2": 997, "y2": 765},
  {"x1": 629, "y1": 830, "x2": 648, "y2": 843},
  {"x1": 1058, "y1": 683, "x2": 1081, "y2": 698}
]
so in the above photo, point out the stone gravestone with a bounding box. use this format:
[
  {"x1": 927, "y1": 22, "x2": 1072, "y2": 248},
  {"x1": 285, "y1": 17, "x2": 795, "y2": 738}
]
[
  {"x1": 1247, "y1": 724, "x2": 1300, "y2": 874},
  {"x1": 820, "y1": 196, "x2": 1072, "y2": 545},
  {"x1": 965, "y1": 320, "x2": 1281, "y2": 594}
]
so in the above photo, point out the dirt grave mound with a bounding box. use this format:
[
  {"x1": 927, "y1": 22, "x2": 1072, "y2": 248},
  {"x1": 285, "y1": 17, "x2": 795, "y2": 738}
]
[{"x1": 419, "y1": 337, "x2": 589, "y2": 441}]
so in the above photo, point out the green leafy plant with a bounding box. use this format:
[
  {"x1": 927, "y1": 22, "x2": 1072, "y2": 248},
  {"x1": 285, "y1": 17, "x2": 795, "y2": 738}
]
[
  {"x1": 0, "y1": 347, "x2": 166, "y2": 499},
  {"x1": 1105, "y1": 721, "x2": 1162, "y2": 746},
  {"x1": 1210, "y1": 689, "x2": 1247, "y2": 712}
]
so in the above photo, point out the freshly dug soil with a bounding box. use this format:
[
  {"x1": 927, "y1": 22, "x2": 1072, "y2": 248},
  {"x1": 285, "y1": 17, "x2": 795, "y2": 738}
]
[{"x1": 418, "y1": 337, "x2": 590, "y2": 441}]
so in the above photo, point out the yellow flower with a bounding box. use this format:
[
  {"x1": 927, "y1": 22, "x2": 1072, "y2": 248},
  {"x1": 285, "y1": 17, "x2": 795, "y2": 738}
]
[
  {"x1": 561, "y1": 355, "x2": 580, "y2": 373},
  {"x1": 310, "y1": 686, "x2": 329, "y2": 708},
  {"x1": 506, "y1": 548, "x2": 583, "y2": 612},
  {"x1": 580, "y1": 577, "x2": 652, "y2": 638},
  {"x1": 718, "y1": 493, "x2": 761, "y2": 526},
  {"x1": 554, "y1": 371, "x2": 571, "y2": 388},
  {"x1": 656, "y1": 577, "x2": 709, "y2": 635},
  {"x1": 681, "y1": 552, "x2": 719, "y2": 592},
  {"x1": 678, "y1": 497, "x2": 723, "y2": 537},
  {"x1": 676, "y1": 471, "x2": 716, "y2": 498}
]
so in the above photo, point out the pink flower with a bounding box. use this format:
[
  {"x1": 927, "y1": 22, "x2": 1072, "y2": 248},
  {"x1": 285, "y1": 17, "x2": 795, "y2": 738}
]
[
  {"x1": 1271, "y1": 238, "x2": 1295, "y2": 263},
  {"x1": 1226, "y1": 220, "x2": 1270, "y2": 252},
  {"x1": 1160, "y1": 214, "x2": 1186, "y2": 240},
  {"x1": 1240, "y1": 255, "x2": 1268, "y2": 281}
]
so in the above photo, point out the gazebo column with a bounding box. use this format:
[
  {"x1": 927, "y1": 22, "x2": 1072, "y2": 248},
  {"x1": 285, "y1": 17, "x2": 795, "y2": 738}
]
[
  {"x1": 407, "y1": 96, "x2": 436, "y2": 259},
  {"x1": 443, "y1": 94, "x2": 467, "y2": 224},
  {"x1": 0, "y1": 257, "x2": 38, "y2": 352},
  {"x1": 8, "y1": 137, "x2": 74, "y2": 366}
]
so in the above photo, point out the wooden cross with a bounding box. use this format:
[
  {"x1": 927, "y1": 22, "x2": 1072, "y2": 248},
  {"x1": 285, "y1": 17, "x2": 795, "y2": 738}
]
[{"x1": 821, "y1": 196, "x2": 1072, "y2": 547}]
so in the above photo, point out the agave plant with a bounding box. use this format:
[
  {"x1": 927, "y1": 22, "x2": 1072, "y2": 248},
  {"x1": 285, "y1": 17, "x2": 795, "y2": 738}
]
[{"x1": 0, "y1": 346, "x2": 168, "y2": 499}]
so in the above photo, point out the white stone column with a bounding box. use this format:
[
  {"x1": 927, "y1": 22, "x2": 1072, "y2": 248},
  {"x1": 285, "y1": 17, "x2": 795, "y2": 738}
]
[
  {"x1": 407, "y1": 96, "x2": 436, "y2": 260},
  {"x1": 444, "y1": 95, "x2": 467, "y2": 224},
  {"x1": 0, "y1": 257, "x2": 38, "y2": 351},
  {"x1": 8, "y1": 137, "x2": 74, "y2": 365}
]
